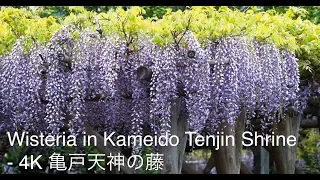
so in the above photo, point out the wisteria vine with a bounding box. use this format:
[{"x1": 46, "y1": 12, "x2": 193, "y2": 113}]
[{"x1": 0, "y1": 25, "x2": 304, "y2": 151}]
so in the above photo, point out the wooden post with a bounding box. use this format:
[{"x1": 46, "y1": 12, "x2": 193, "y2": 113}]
[
  {"x1": 160, "y1": 97, "x2": 189, "y2": 174},
  {"x1": 271, "y1": 112, "x2": 301, "y2": 174},
  {"x1": 177, "y1": 111, "x2": 189, "y2": 173},
  {"x1": 212, "y1": 108, "x2": 246, "y2": 174},
  {"x1": 203, "y1": 146, "x2": 253, "y2": 174},
  {"x1": 252, "y1": 146, "x2": 269, "y2": 174}
]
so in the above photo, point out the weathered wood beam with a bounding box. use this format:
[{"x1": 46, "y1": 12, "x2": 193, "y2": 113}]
[
  {"x1": 300, "y1": 119, "x2": 320, "y2": 128},
  {"x1": 207, "y1": 60, "x2": 230, "y2": 65}
]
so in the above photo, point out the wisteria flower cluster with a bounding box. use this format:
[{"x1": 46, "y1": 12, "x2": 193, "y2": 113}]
[{"x1": 0, "y1": 26, "x2": 302, "y2": 148}]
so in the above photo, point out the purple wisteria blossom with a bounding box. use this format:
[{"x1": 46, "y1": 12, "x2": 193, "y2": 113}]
[{"x1": 0, "y1": 26, "x2": 303, "y2": 149}]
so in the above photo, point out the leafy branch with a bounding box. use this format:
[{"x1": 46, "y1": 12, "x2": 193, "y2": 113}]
[
  {"x1": 3, "y1": 19, "x2": 20, "y2": 38},
  {"x1": 171, "y1": 15, "x2": 192, "y2": 53}
]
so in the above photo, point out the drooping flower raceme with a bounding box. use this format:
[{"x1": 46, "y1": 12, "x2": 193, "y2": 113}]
[{"x1": 0, "y1": 25, "x2": 303, "y2": 150}]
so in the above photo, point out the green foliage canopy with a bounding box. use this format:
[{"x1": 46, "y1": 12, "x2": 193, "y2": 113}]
[{"x1": 1, "y1": 6, "x2": 320, "y2": 79}]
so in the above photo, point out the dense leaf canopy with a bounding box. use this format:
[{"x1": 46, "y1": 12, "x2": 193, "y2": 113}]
[{"x1": 1, "y1": 6, "x2": 320, "y2": 79}]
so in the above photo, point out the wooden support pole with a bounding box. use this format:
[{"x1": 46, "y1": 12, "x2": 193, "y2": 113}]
[
  {"x1": 212, "y1": 108, "x2": 246, "y2": 174},
  {"x1": 203, "y1": 146, "x2": 253, "y2": 174},
  {"x1": 271, "y1": 113, "x2": 301, "y2": 174},
  {"x1": 160, "y1": 97, "x2": 189, "y2": 174},
  {"x1": 252, "y1": 146, "x2": 269, "y2": 174}
]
